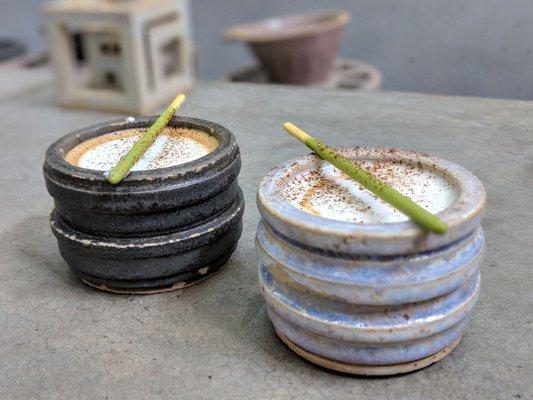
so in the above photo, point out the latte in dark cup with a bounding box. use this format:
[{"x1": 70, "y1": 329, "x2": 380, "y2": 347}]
[
  {"x1": 44, "y1": 116, "x2": 243, "y2": 294},
  {"x1": 65, "y1": 127, "x2": 219, "y2": 171}
]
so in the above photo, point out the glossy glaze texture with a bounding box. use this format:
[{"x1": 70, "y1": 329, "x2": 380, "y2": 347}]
[{"x1": 256, "y1": 147, "x2": 486, "y2": 374}]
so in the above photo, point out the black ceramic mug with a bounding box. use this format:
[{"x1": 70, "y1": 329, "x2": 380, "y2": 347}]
[{"x1": 44, "y1": 116, "x2": 244, "y2": 294}]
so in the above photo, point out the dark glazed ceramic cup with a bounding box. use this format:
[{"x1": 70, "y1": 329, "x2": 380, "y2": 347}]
[
  {"x1": 223, "y1": 10, "x2": 350, "y2": 85},
  {"x1": 44, "y1": 117, "x2": 241, "y2": 235},
  {"x1": 44, "y1": 116, "x2": 244, "y2": 293}
]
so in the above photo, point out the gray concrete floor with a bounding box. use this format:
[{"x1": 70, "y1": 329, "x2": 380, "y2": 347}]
[{"x1": 0, "y1": 66, "x2": 532, "y2": 399}]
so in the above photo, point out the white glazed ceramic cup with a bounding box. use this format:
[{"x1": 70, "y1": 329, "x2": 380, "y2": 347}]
[{"x1": 256, "y1": 147, "x2": 486, "y2": 375}]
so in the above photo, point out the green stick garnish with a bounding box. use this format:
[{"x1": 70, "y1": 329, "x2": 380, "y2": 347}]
[
  {"x1": 107, "y1": 94, "x2": 186, "y2": 185},
  {"x1": 283, "y1": 122, "x2": 448, "y2": 234}
]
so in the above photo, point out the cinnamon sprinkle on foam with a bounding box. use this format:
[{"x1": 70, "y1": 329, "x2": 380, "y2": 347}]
[
  {"x1": 65, "y1": 127, "x2": 219, "y2": 171},
  {"x1": 282, "y1": 152, "x2": 456, "y2": 223}
]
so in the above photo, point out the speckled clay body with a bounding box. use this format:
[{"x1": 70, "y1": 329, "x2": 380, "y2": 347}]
[
  {"x1": 256, "y1": 147, "x2": 486, "y2": 375},
  {"x1": 44, "y1": 116, "x2": 244, "y2": 293}
]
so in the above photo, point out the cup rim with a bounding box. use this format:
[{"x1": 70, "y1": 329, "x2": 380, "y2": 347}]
[
  {"x1": 257, "y1": 147, "x2": 486, "y2": 255},
  {"x1": 223, "y1": 10, "x2": 351, "y2": 43}
]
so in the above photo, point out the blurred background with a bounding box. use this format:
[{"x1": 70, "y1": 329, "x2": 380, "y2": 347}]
[{"x1": 2, "y1": 0, "x2": 532, "y2": 100}]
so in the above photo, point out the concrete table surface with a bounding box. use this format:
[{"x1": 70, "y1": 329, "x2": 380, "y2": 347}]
[{"x1": 0, "y1": 68, "x2": 531, "y2": 400}]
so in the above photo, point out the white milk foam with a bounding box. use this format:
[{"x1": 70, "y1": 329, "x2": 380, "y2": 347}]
[
  {"x1": 283, "y1": 160, "x2": 456, "y2": 223},
  {"x1": 67, "y1": 128, "x2": 218, "y2": 171}
]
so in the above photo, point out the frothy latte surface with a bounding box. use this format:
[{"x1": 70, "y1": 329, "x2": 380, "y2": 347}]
[
  {"x1": 65, "y1": 127, "x2": 219, "y2": 171},
  {"x1": 282, "y1": 158, "x2": 456, "y2": 223}
]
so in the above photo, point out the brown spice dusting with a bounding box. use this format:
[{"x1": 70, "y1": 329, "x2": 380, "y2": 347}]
[
  {"x1": 65, "y1": 127, "x2": 218, "y2": 171},
  {"x1": 281, "y1": 149, "x2": 455, "y2": 223}
]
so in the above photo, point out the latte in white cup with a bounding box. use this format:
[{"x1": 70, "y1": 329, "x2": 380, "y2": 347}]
[{"x1": 282, "y1": 156, "x2": 456, "y2": 224}]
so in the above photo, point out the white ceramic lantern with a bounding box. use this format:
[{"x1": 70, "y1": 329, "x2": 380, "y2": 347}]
[{"x1": 44, "y1": 0, "x2": 194, "y2": 114}]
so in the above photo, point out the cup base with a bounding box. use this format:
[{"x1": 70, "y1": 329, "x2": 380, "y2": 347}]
[
  {"x1": 73, "y1": 254, "x2": 231, "y2": 295},
  {"x1": 276, "y1": 330, "x2": 462, "y2": 376}
]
